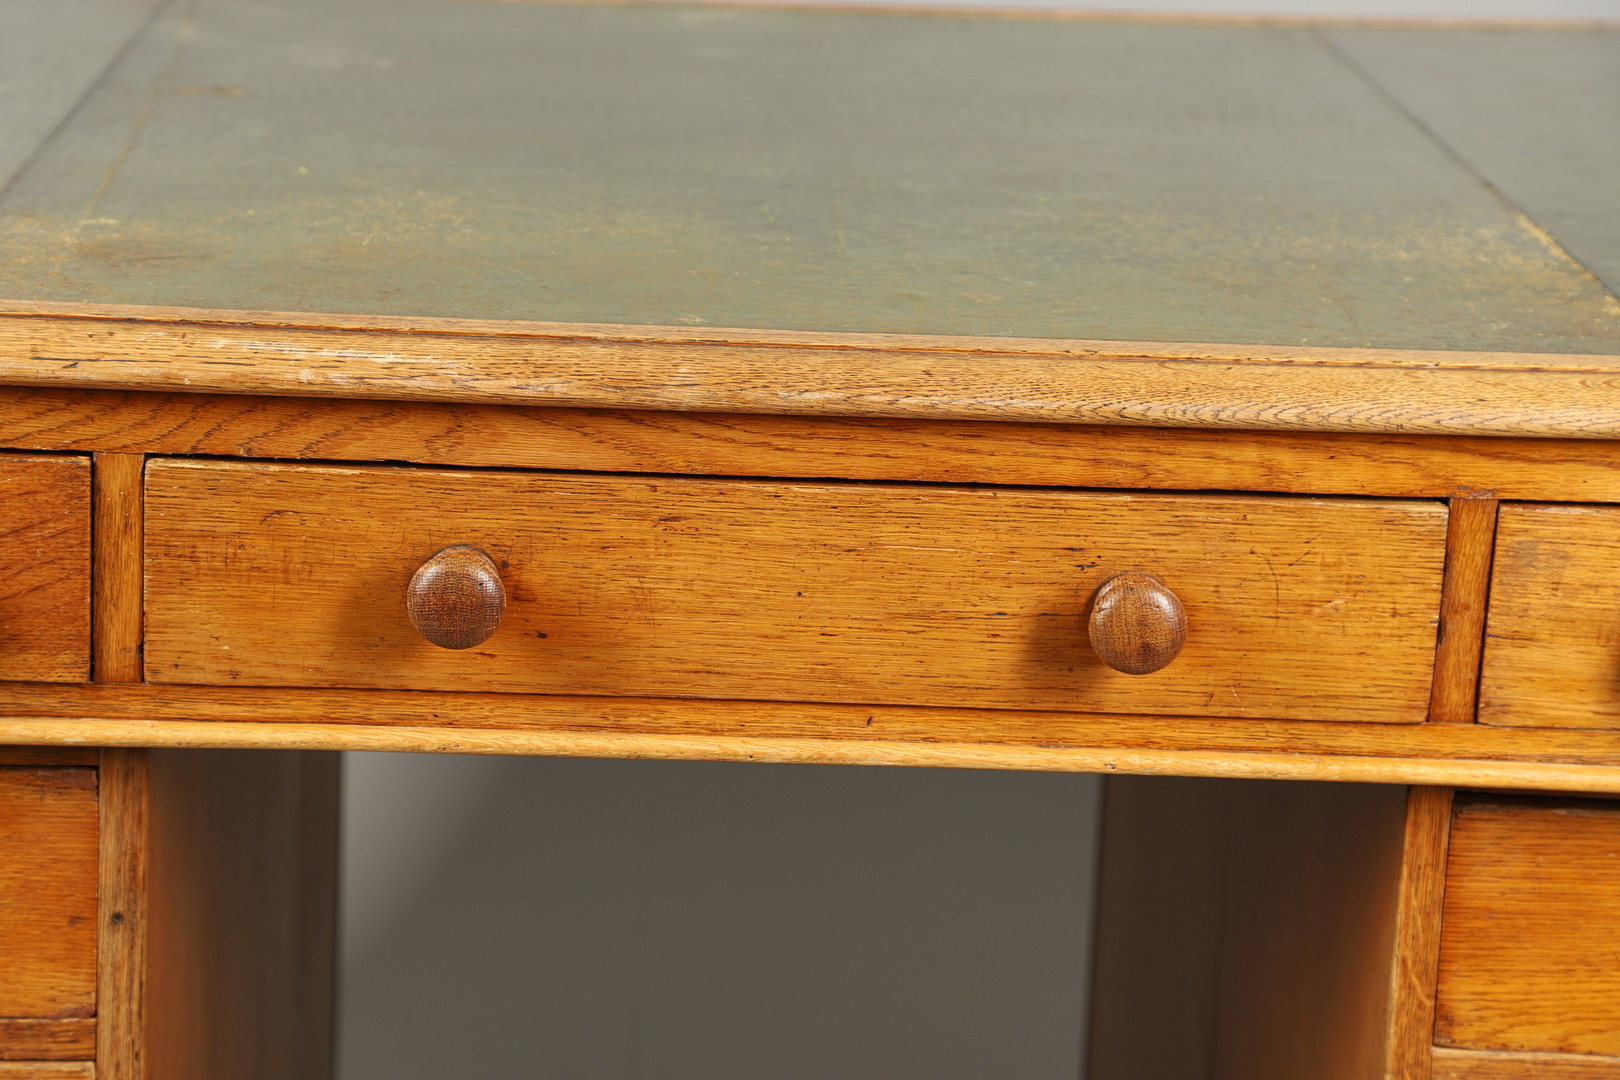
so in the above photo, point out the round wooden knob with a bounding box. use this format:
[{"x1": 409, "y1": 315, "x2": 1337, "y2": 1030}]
[
  {"x1": 1087, "y1": 571, "x2": 1187, "y2": 675},
  {"x1": 406, "y1": 545, "x2": 506, "y2": 650}
]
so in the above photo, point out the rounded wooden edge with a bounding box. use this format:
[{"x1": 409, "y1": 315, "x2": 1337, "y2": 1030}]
[
  {"x1": 7, "y1": 298, "x2": 1619, "y2": 370},
  {"x1": 3, "y1": 304, "x2": 1620, "y2": 439},
  {"x1": 4, "y1": 719, "x2": 1620, "y2": 793}
]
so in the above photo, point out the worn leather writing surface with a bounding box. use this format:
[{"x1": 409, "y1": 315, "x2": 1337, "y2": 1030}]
[
  {"x1": 0, "y1": 0, "x2": 166, "y2": 191},
  {"x1": 1331, "y1": 27, "x2": 1620, "y2": 299},
  {"x1": 0, "y1": 0, "x2": 1615, "y2": 353}
]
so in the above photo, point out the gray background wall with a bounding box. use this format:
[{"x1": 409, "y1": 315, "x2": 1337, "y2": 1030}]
[{"x1": 340, "y1": 756, "x2": 1102, "y2": 1080}]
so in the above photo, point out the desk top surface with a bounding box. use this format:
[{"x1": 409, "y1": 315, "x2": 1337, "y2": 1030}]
[{"x1": 2, "y1": 0, "x2": 1618, "y2": 357}]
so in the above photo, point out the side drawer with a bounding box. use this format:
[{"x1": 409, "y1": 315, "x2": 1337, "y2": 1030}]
[
  {"x1": 1479, "y1": 504, "x2": 1620, "y2": 728},
  {"x1": 0, "y1": 765, "x2": 98, "y2": 1061},
  {"x1": 144, "y1": 459, "x2": 1448, "y2": 722},
  {"x1": 0, "y1": 455, "x2": 90, "y2": 683},
  {"x1": 1435, "y1": 796, "x2": 1620, "y2": 1061}
]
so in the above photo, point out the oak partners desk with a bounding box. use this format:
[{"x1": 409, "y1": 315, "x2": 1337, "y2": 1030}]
[{"x1": 0, "y1": 2, "x2": 1618, "y2": 1077}]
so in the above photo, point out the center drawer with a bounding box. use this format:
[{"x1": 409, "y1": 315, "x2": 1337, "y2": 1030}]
[{"x1": 143, "y1": 460, "x2": 1447, "y2": 722}]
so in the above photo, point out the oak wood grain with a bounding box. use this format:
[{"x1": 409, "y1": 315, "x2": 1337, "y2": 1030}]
[
  {"x1": 0, "y1": 1021, "x2": 95, "y2": 1062},
  {"x1": 143, "y1": 460, "x2": 1448, "y2": 722},
  {"x1": 4, "y1": 388, "x2": 1620, "y2": 503},
  {"x1": 91, "y1": 455, "x2": 142, "y2": 684},
  {"x1": 1429, "y1": 500, "x2": 1498, "y2": 724},
  {"x1": 1089, "y1": 776, "x2": 1407, "y2": 1080},
  {"x1": 1, "y1": 308, "x2": 1618, "y2": 437},
  {"x1": 95, "y1": 750, "x2": 145, "y2": 1080},
  {"x1": 1435, "y1": 796, "x2": 1620, "y2": 1056},
  {"x1": 0, "y1": 455, "x2": 90, "y2": 683},
  {"x1": 405, "y1": 546, "x2": 507, "y2": 650},
  {"x1": 0, "y1": 1065, "x2": 94, "y2": 1079},
  {"x1": 1479, "y1": 504, "x2": 1620, "y2": 728},
  {"x1": 7, "y1": 683, "x2": 1620, "y2": 787},
  {"x1": 1387, "y1": 786, "x2": 1454, "y2": 1080},
  {"x1": 4, "y1": 722, "x2": 1620, "y2": 792},
  {"x1": 1087, "y1": 571, "x2": 1186, "y2": 675},
  {"x1": 0, "y1": 750, "x2": 95, "y2": 767},
  {"x1": 1431, "y1": 1047, "x2": 1620, "y2": 1079},
  {"x1": 0, "y1": 769, "x2": 98, "y2": 1025},
  {"x1": 143, "y1": 750, "x2": 337, "y2": 1080},
  {"x1": 12, "y1": 300, "x2": 1620, "y2": 370}
]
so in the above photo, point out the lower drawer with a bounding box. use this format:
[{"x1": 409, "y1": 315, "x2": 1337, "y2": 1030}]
[
  {"x1": 1436, "y1": 796, "x2": 1620, "y2": 1060},
  {"x1": 0, "y1": 748, "x2": 338, "y2": 1077},
  {"x1": 0, "y1": 766, "x2": 98, "y2": 1060},
  {"x1": 143, "y1": 460, "x2": 1448, "y2": 721}
]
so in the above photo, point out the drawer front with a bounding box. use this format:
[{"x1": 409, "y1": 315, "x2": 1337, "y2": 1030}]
[
  {"x1": 1480, "y1": 504, "x2": 1620, "y2": 728},
  {"x1": 1436, "y1": 796, "x2": 1620, "y2": 1058},
  {"x1": 0, "y1": 456, "x2": 90, "y2": 683},
  {"x1": 0, "y1": 768, "x2": 98, "y2": 1024},
  {"x1": 144, "y1": 460, "x2": 1447, "y2": 721}
]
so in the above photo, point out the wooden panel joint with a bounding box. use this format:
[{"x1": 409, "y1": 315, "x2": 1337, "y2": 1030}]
[
  {"x1": 92, "y1": 455, "x2": 144, "y2": 684},
  {"x1": 1429, "y1": 499, "x2": 1498, "y2": 723},
  {"x1": 1386, "y1": 785, "x2": 1455, "y2": 1080},
  {"x1": 96, "y1": 749, "x2": 148, "y2": 1080}
]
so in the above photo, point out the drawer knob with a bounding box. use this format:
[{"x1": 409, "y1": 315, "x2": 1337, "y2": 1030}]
[
  {"x1": 1088, "y1": 571, "x2": 1187, "y2": 675},
  {"x1": 406, "y1": 545, "x2": 507, "y2": 650}
]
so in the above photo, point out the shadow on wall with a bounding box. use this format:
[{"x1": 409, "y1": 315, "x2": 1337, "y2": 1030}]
[{"x1": 339, "y1": 754, "x2": 1102, "y2": 1080}]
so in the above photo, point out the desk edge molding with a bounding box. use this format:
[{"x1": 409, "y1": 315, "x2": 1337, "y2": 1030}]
[
  {"x1": 3, "y1": 301, "x2": 1619, "y2": 438},
  {"x1": 4, "y1": 718, "x2": 1620, "y2": 793}
]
